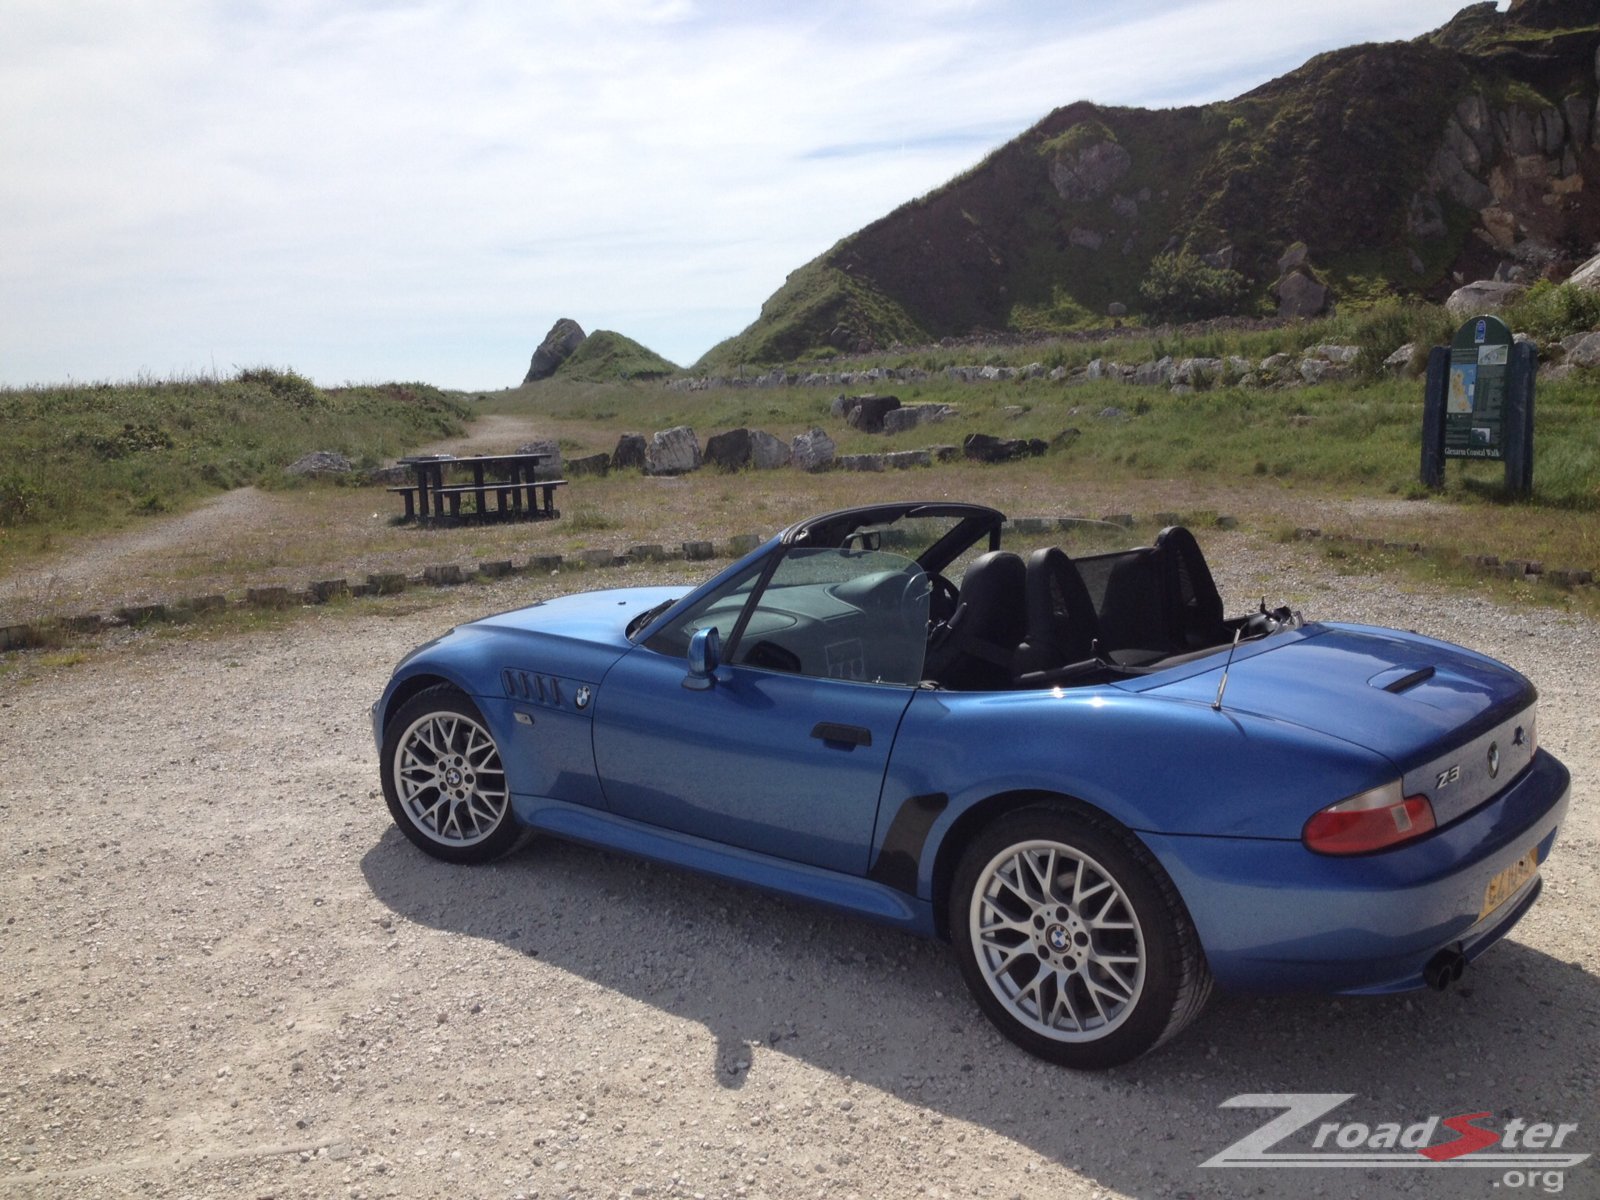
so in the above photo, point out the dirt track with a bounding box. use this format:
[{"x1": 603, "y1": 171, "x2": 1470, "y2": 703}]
[{"x1": 1, "y1": 536, "x2": 1596, "y2": 1199}]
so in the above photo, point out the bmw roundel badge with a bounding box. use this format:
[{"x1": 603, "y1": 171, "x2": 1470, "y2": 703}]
[{"x1": 575, "y1": 685, "x2": 592, "y2": 710}]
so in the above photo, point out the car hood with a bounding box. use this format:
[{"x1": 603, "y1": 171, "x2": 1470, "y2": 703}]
[
  {"x1": 1127, "y1": 622, "x2": 1535, "y2": 775},
  {"x1": 470, "y1": 585, "x2": 688, "y2": 649}
]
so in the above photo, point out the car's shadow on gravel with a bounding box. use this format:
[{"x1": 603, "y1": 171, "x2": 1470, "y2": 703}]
[{"x1": 361, "y1": 828, "x2": 1597, "y2": 1194}]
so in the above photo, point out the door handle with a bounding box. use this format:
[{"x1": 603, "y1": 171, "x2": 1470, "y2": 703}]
[{"x1": 811, "y1": 722, "x2": 872, "y2": 748}]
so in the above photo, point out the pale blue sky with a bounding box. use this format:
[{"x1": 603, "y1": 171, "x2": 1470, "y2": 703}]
[{"x1": 0, "y1": 0, "x2": 1483, "y2": 388}]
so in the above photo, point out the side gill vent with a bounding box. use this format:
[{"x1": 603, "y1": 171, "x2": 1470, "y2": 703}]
[
  {"x1": 502, "y1": 669, "x2": 550, "y2": 703},
  {"x1": 503, "y1": 669, "x2": 533, "y2": 700}
]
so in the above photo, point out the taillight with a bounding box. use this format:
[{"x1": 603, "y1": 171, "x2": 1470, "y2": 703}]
[{"x1": 1303, "y1": 782, "x2": 1436, "y2": 855}]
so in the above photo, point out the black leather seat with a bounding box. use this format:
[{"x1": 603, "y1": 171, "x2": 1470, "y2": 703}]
[
  {"x1": 1015, "y1": 547, "x2": 1103, "y2": 676},
  {"x1": 1156, "y1": 526, "x2": 1229, "y2": 649},
  {"x1": 925, "y1": 550, "x2": 1025, "y2": 690}
]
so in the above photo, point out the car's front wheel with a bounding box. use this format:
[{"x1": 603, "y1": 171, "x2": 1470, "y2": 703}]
[
  {"x1": 950, "y1": 804, "x2": 1211, "y2": 1069},
  {"x1": 381, "y1": 685, "x2": 520, "y2": 864}
]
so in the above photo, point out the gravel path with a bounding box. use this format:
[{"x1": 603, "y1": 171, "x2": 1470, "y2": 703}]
[
  {"x1": 1, "y1": 536, "x2": 1595, "y2": 1199},
  {"x1": 0, "y1": 489, "x2": 290, "y2": 619}
]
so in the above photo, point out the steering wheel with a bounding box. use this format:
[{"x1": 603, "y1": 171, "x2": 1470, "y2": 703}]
[
  {"x1": 898, "y1": 569, "x2": 934, "y2": 617},
  {"x1": 927, "y1": 572, "x2": 960, "y2": 624}
]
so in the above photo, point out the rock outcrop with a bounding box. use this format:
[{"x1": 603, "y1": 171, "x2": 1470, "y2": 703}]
[{"x1": 523, "y1": 318, "x2": 587, "y2": 383}]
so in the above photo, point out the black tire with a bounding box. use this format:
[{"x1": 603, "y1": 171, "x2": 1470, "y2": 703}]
[
  {"x1": 949, "y1": 803, "x2": 1211, "y2": 1069},
  {"x1": 380, "y1": 685, "x2": 522, "y2": 864}
]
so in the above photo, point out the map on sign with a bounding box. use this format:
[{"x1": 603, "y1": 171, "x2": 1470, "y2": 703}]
[
  {"x1": 1444, "y1": 316, "x2": 1512, "y2": 460},
  {"x1": 1447, "y1": 364, "x2": 1475, "y2": 413}
]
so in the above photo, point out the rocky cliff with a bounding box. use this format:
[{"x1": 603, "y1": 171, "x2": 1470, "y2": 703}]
[{"x1": 700, "y1": 0, "x2": 1600, "y2": 367}]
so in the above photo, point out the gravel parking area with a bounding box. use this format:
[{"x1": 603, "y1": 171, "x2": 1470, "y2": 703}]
[{"x1": 1, "y1": 535, "x2": 1595, "y2": 1199}]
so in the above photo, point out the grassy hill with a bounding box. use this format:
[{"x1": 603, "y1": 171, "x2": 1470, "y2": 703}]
[
  {"x1": 0, "y1": 370, "x2": 468, "y2": 562},
  {"x1": 556, "y1": 330, "x2": 679, "y2": 382},
  {"x1": 700, "y1": 0, "x2": 1600, "y2": 369}
]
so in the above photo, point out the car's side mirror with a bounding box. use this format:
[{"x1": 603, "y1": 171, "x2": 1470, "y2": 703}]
[{"x1": 683, "y1": 626, "x2": 721, "y2": 690}]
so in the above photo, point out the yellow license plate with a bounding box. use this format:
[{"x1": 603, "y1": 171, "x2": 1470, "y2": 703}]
[{"x1": 1479, "y1": 846, "x2": 1540, "y2": 919}]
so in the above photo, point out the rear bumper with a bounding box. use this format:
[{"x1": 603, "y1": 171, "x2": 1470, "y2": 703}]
[{"x1": 1142, "y1": 750, "x2": 1570, "y2": 994}]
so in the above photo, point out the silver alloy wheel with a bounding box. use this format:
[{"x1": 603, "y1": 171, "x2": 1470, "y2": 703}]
[
  {"x1": 392, "y1": 711, "x2": 508, "y2": 847},
  {"x1": 968, "y1": 838, "x2": 1147, "y2": 1042}
]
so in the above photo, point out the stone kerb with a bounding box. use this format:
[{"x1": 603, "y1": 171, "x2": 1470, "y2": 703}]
[{"x1": 6, "y1": 515, "x2": 1596, "y2": 656}]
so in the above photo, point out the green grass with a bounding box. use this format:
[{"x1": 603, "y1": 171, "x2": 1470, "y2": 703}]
[
  {"x1": 6, "y1": 308, "x2": 1598, "y2": 626},
  {"x1": 556, "y1": 330, "x2": 680, "y2": 381},
  {"x1": 0, "y1": 369, "x2": 469, "y2": 568}
]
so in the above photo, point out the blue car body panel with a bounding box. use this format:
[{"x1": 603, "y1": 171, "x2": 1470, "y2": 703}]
[
  {"x1": 373, "y1": 511, "x2": 1573, "y2": 1001},
  {"x1": 592, "y1": 647, "x2": 915, "y2": 876}
]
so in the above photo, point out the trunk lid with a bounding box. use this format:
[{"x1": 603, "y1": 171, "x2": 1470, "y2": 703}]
[{"x1": 1129, "y1": 623, "x2": 1538, "y2": 825}]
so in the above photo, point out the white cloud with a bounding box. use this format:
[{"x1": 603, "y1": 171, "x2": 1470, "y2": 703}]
[{"x1": 0, "y1": 0, "x2": 1476, "y2": 386}]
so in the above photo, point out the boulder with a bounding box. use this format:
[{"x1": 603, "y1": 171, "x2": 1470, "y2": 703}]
[
  {"x1": 1277, "y1": 270, "x2": 1329, "y2": 319},
  {"x1": 285, "y1": 451, "x2": 351, "y2": 477},
  {"x1": 1383, "y1": 344, "x2": 1419, "y2": 375},
  {"x1": 523, "y1": 318, "x2": 586, "y2": 383},
  {"x1": 882, "y1": 404, "x2": 955, "y2": 435},
  {"x1": 1309, "y1": 344, "x2": 1360, "y2": 365},
  {"x1": 1445, "y1": 280, "x2": 1526, "y2": 318},
  {"x1": 704, "y1": 428, "x2": 754, "y2": 471},
  {"x1": 365, "y1": 464, "x2": 411, "y2": 485},
  {"x1": 1563, "y1": 331, "x2": 1600, "y2": 367},
  {"x1": 611, "y1": 433, "x2": 647, "y2": 471},
  {"x1": 963, "y1": 433, "x2": 1046, "y2": 464},
  {"x1": 749, "y1": 430, "x2": 791, "y2": 470},
  {"x1": 1107, "y1": 301, "x2": 1128, "y2": 318},
  {"x1": 790, "y1": 427, "x2": 837, "y2": 473},
  {"x1": 836, "y1": 454, "x2": 886, "y2": 472},
  {"x1": 1173, "y1": 357, "x2": 1223, "y2": 385},
  {"x1": 516, "y1": 438, "x2": 563, "y2": 480},
  {"x1": 645, "y1": 426, "x2": 701, "y2": 476},
  {"x1": 1567, "y1": 249, "x2": 1600, "y2": 292},
  {"x1": 844, "y1": 394, "x2": 902, "y2": 432},
  {"x1": 1132, "y1": 357, "x2": 1175, "y2": 387},
  {"x1": 1300, "y1": 359, "x2": 1336, "y2": 384},
  {"x1": 884, "y1": 450, "x2": 932, "y2": 469},
  {"x1": 567, "y1": 452, "x2": 610, "y2": 477}
]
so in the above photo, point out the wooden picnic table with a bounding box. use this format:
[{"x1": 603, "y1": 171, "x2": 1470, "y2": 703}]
[{"x1": 390, "y1": 453, "x2": 565, "y2": 524}]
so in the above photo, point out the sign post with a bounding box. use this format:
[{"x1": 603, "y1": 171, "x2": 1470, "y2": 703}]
[{"x1": 1420, "y1": 315, "x2": 1535, "y2": 496}]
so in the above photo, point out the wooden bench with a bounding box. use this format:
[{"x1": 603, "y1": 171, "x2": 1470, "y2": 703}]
[
  {"x1": 427, "y1": 479, "x2": 568, "y2": 522},
  {"x1": 386, "y1": 485, "x2": 420, "y2": 521}
]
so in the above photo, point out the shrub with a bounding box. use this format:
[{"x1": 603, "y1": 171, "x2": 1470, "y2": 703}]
[
  {"x1": 1138, "y1": 252, "x2": 1245, "y2": 321},
  {"x1": 0, "y1": 472, "x2": 43, "y2": 526},
  {"x1": 236, "y1": 366, "x2": 323, "y2": 408},
  {"x1": 1503, "y1": 281, "x2": 1600, "y2": 345}
]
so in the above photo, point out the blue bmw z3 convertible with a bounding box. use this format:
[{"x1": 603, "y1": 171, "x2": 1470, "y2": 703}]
[{"x1": 372, "y1": 502, "x2": 1571, "y2": 1068}]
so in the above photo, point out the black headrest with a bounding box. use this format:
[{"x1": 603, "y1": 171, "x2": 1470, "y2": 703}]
[
  {"x1": 958, "y1": 550, "x2": 1026, "y2": 645},
  {"x1": 1025, "y1": 547, "x2": 1101, "y2": 649},
  {"x1": 1155, "y1": 525, "x2": 1224, "y2": 630}
]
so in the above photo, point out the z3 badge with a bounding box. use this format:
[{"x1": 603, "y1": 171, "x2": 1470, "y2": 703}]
[{"x1": 1436, "y1": 765, "x2": 1460, "y2": 789}]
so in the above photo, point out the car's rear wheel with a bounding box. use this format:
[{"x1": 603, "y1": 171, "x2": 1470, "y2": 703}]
[
  {"x1": 381, "y1": 686, "x2": 520, "y2": 864},
  {"x1": 950, "y1": 804, "x2": 1211, "y2": 1069}
]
